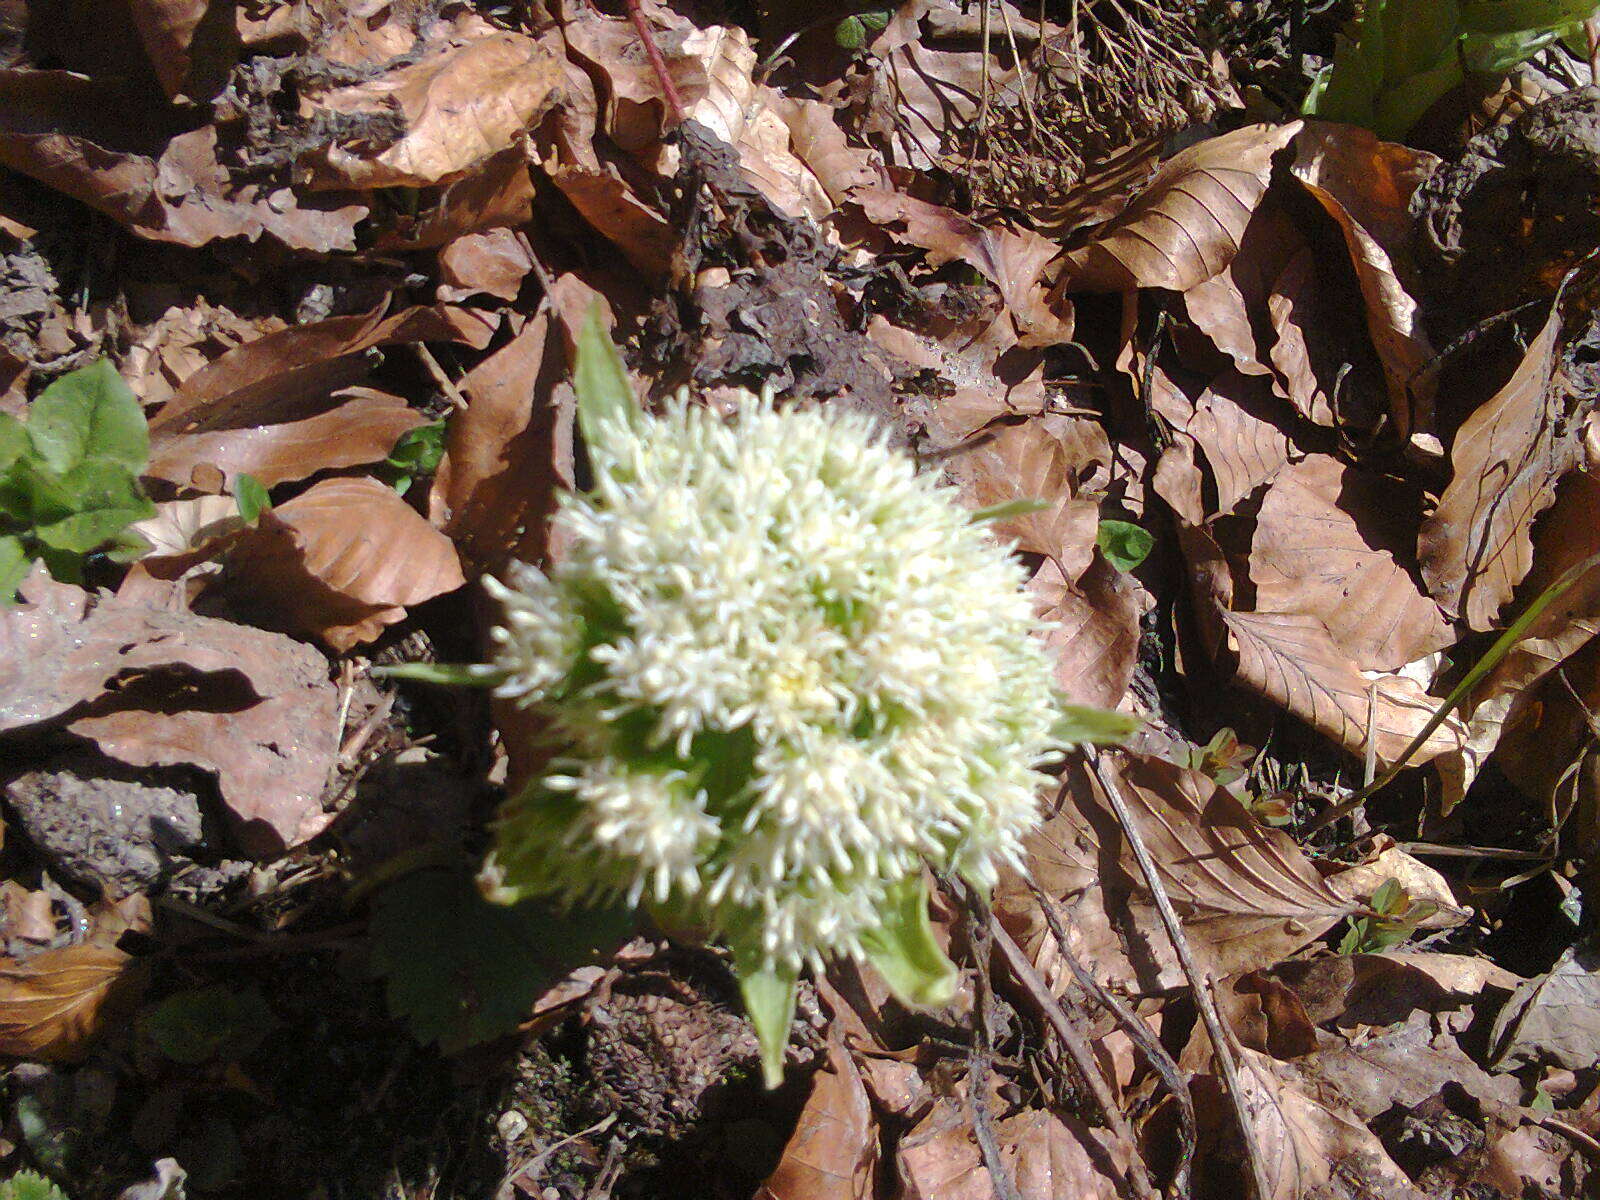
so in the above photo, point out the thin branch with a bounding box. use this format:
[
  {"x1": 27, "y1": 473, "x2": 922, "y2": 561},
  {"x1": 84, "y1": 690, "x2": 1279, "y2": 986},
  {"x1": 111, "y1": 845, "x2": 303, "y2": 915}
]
[
  {"x1": 1088, "y1": 751, "x2": 1272, "y2": 1200},
  {"x1": 626, "y1": 0, "x2": 686, "y2": 128}
]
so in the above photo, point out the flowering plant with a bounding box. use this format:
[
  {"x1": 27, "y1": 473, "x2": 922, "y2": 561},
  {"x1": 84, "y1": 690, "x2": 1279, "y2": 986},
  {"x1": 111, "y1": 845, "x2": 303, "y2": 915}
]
[{"x1": 393, "y1": 313, "x2": 1133, "y2": 1083}]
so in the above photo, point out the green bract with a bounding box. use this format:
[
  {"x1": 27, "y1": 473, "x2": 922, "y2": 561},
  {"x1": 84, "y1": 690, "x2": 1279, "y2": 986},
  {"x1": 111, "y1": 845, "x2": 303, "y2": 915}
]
[{"x1": 480, "y1": 323, "x2": 1069, "y2": 1085}]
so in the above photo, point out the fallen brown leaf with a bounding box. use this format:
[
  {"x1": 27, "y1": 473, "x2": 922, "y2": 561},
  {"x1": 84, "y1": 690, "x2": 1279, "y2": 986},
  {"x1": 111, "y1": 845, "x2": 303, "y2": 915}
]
[
  {"x1": 1418, "y1": 284, "x2": 1585, "y2": 630},
  {"x1": 224, "y1": 477, "x2": 466, "y2": 651},
  {"x1": 1249, "y1": 455, "x2": 1452, "y2": 672},
  {"x1": 437, "y1": 228, "x2": 536, "y2": 303},
  {"x1": 755, "y1": 1034, "x2": 875, "y2": 1200},
  {"x1": 1057, "y1": 122, "x2": 1302, "y2": 293},
  {"x1": 997, "y1": 754, "x2": 1355, "y2": 994},
  {"x1": 1029, "y1": 558, "x2": 1139, "y2": 710},
  {"x1": 0, "y1": 569, "x2": 339, "y2": 855},
  {"x1": 1220, "y1": 609, "x2": 1464, "y2": 767},
  {"x1": 0, "y1": 943, "x2": 144, "y2": 1062},
  {"x1": 1490, "y1": 947, "x2": 1600, "y2": 1072}
]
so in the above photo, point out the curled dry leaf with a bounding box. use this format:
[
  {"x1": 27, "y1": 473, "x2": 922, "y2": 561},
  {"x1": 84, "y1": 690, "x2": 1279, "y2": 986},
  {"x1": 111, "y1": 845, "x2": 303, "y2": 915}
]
[
  {"x1": 1249, "y1": 455, "x2": 1452, "y2": 672},
  {"x1": 0, "y1": 72, "x2": 365, "y2": 252},
  {"x1": 1489, "y1": 946, "x2": 1600, "y2": 1072},
  {"x1": 303, "y1": 31, "x2": 563, "y2": 191},
  {"x1": 437, "y1": 228, "x2": 536, "y2": 303},
  {"x1": 895, "y1": 1092, "x2": 1129, "y2": 1200},
  {"x1": 148, "y1": 387, "x2": 429, "y2": 492},
  {"x1": 1418, "y1": 281, "x2": 1590, "y2": 630},
  {"x1": 755, "y1": 1033, "x2": 875, "y2": 1200},
  {"x1": 1152, "y1": 367, "x2": 1297, "y2": 518},
  {"x1": 1029, "y1": 558, "x2": 1139, "y2": 710},
  {"x1": 1226, "y1": 1048, "x2": 1428, "y2": 1200},
  {"x1": 224, "y1": 477, "x2": 465, "y2": 652},
  {"x1": 0, "y1": 943, "x2": 145, "y2": 1062},
  {"x1": 1220, "y1": 608, "x2": 1465, "y2": 768},
  {"x1": 1057, "y1": 122, "x2": 1302, "y2": 293},
  {"x1": 0, "y1": 569, "x2": 339, "y2": 856},
  {"x1": 997, "y1": 754, "x2": 1355, "y2": 994}
]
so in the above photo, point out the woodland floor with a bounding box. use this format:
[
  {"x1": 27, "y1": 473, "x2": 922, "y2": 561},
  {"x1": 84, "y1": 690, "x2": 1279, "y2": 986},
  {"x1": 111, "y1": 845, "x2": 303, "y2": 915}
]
[{"x1": 2, "y1": 2, "x2": 1600, "y2": 1199}]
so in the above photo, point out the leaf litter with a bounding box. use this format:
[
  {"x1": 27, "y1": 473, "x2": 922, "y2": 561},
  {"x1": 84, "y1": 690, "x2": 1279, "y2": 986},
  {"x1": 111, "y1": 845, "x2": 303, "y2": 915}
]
[{"x1": 0, "y1": 1, "x2": 1598, "y2": 1197}]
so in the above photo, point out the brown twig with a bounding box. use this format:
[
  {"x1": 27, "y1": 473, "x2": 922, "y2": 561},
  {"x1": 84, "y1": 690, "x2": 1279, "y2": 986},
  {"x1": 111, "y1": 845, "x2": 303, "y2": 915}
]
[
  {"x1": 1088, "y1": 750, "x2": 1272, "y2": 1200},
  {"x1": 965, "y1": 905, "x2": 1025, "y2": 1200},
  {"x1": 1027, "y1": 877, "x2": 1195, "y2": 1197},
  {"x1": 627, "y1": 0, "x2": 686, "y2": 128},
  {"x1": 984, "y1": 898, "x2": 1161, "y2": 1200}
]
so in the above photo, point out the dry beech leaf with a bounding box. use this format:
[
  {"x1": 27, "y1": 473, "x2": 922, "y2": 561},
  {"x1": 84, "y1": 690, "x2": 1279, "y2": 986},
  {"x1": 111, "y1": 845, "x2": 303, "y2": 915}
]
[
  {"x1": 853, "y1": 188, "x2": 1073, "y2": 345},
  {"x1": 437, "y1": 228, "x2": 535, "y2": 303},
  {"x1": 895, "y1": 1092, "x2": 1127, "y2": 1200},
  {"x1": 1264, "y1": 248, "x2": 1336, "y2": 427},
  {"x1": 1229, "y1": 1048, "x2": 1428, "y2": 1200},
  {"x1": 225, "y1": 477, "x2": 465, "y2": 651},
  {"x1": 1220, "y1": 608, "x2": 1464, "y2": 767},
  {"x1": 1418, "y1": 296, "x2": 1580, "y2": 630},
  {"x1": 304, "y1": 33, "x2": 563, "y2": 190},
  {"x1": 1181, "y1": 198, "x2": 1306, "y2": 381},
  {"x1": 996, "y1": 754, "x2": 1355, "y2": 994},
  {"x1": 0, "y1": 73, "x2": 365, "y2": 252},
  {"x1": 1489, "y1": 946, "x2": 1600, "y2": 1071},
  {"x1": 432, "y1": 293, "x2": 583, "y2": 578},
  {"x1": 755, "y1": 1034, "x2": 875, "y2": 1200},
  {"x1": 946, "y1": 417, "x2": 1104, "y2": 578},
  {"x1": 1153, "y1": 367, "x2": 1297, "y2": 517},
  {"x1": 1029, "y1": 558, "x2": 1138, "y2": 710},
  {"x1": 148, "y1": 387, "x2": 429, "y2": 491},
  {"x1": 0, "y1": 943, "x2": 144, "y2": 1062},
  {"x1": 1057, "y1": 122, "x2": 1302, "y2": 293},
  {"x1": 149, "y1": 304, "x2": 495, "y2": 449},
  {"x1": 0, "y1": 569, "x2": 339, "y2": 855},
  {"x1": 1323, "y1": 839, "x2": 1469, "y2": 930},
  {"x1": 1249, "y1": 456, "x2": 1452, "y2": 672}
]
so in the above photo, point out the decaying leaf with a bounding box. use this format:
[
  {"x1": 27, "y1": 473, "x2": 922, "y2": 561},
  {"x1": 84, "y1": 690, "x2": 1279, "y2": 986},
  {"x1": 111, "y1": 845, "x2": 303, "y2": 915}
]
[
  {"x1": 0, "y1": 943, "x2": 144, "y2": 1062},
  {"x1": 1057, "y1": 122, "x2": 1302, "y2": 293},
  {"x1": 0, "y1": 569, "x2": 339, "y2": 855},
  {"x1": 1490, "y1": 946, "x2": 1600, "y2": 1072},
  {"x1": 1029, "y1": 558, "x2": 1139, "y2": 710},
  {"x1": 756, "y1": 1034, "x2": 875, "y2": 1200},
  {"x1": 224, "y1": 477, "x2": 465, "y2": 651},
  {"x1": 1249, "y1": 456, "x2": 1452, "y2": 672},
  {"x1": 997, "y1": 754, "x2": 1355, "y2": 994}
]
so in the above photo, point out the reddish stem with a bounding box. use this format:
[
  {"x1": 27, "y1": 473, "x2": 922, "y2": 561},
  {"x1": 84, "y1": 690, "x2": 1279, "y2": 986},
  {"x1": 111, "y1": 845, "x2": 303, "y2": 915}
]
[{"x1": 625, "y1": 0, "x2": 687, "y2": 128}]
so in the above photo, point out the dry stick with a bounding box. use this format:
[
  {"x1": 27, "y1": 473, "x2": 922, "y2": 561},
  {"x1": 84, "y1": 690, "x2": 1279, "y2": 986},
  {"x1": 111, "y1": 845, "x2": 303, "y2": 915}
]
[
  {"x1": 1026, "y1": 878, "x2": 1195, "y2": 1198},
  {"x1": 626, "y1": 0, "x2": 686, "y2": 128},
  {"x1": 414, "y1": 343, "x2": 468, "y2": 411},
  {"x1": 965, "y1": 907, "x2": 1026, "y2": 1200},
  {"x1": 986, "y1": 909, "x2": 1161, "y2": 1200},
  {"x1": 1087, "y1": 751, "x2": 1273, "y2": 1200}
]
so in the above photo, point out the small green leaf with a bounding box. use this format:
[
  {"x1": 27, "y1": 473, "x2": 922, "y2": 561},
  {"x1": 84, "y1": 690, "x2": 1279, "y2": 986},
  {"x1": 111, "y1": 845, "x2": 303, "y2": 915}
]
[
  {"x1": 143, "y1": 984, "x2": 273, "y2": 1065},
  {"x1": 0, "y1": 412, "x2": 26, "y2": 475},
  {"x1": 386, "y1": 421, "x2": 447, "y2": 473},
  {"x1": 573, "y1": 304, "x2": 637, "y2": 470},
  {"x1": 1371, "y1": 877, "x2": 1406, "y2": 916},
  {"x1": 858, "y1": 874, "x2": 959, "y2": 1009},
  {"x1": 1096, "y1": 519, "x2": 1153, "y2": 572},
  {"x1": 371, "y1": 661, "x2": 512, "y2": 687},
  {"x1": 26, "y1": 359, "x2": 147, "y2": 474},
  {"x1": 370, "y1": 867, "x2": 633, "y2": 1054},
  {"x1": 1050, "y1": 703, "x2": 1140, "y2": 747},
  {"x1": 733, "y1": 951, "x2": 799, "y2": 1089},
  {"x1": 858, "y1": 9, "x2": 892, "y2": 32},
  {"x1": 235, "y1": 473, "x2": 270, "y2": 523},
  {"x1": 0, "y1": 535, "x2": 28, "y2": 604},
  {"x1": 970, "y1": 497, "x2": 1049, "y2": 524},
  {"x1": 835, "y1": 14, "x2": 867, "y2": 49},
  {"x1": 0, "y1": 1169, "x2": 70, "y2": 1200}
]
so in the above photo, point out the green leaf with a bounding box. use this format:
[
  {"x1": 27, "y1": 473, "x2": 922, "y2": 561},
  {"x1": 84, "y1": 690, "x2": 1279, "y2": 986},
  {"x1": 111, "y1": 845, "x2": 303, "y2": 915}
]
[
  {"x1": 573, "y1": 304, "x2": 637, "y2": 470},
  {"x1": 26, "y1": 359, "x2": 147, "y2": 474},
  {"x1": 29, "y1": 461, "x2": 154, "y2": 554},
  {"x1": 858, "y1": 9, "x2": 892, "y2": 32},
  {"x1": 369, "y1": 867, "x2": 633, "y2": 1054},
  {"x1": 0, "y1": 1170, "x2": 70, "y2": 1200},
  {"x1": 969, "y1": 497, "x2": 1049, "y2": 524},
  {"x1": 386, "y1": 421, "x2": 447, "y2": 474},
  {"x1": 0, "y1": 535, "x2": 28, "y2": 605},
  {"x1": 1050, "y1": 703, "x2": 1140, "y2": 746},
  {"x1": 1460, "y1": 0, "x2": 1599, "y2": 35},
  {"x1": 835, "y1": 14, "x2": 867, "y2": 49},
  {"x1": 0, "y1": 412, "x2": 26, "y2": 475},
  {"x1": 1371, "y1": 877, "x2": 1405, "y2": 916},
  {"x1": 235, "y1": 473, "x2": 270, "y2": 524},
  {"x1": 733, "y1": 951, "x2": 799, "y2": 1089},
  {"x1": 143, "y1": 984, "x2": 273, "y2": 1065},
  {"x1": 371, "y1": 661, "x2": 512, "y2": 687},
  {"x1": 858, "y1": 874, "x2": 958, "y2": 1009},
  {"x1": 1096, "y1": 519, "x2": 1153, "y2": 572}
]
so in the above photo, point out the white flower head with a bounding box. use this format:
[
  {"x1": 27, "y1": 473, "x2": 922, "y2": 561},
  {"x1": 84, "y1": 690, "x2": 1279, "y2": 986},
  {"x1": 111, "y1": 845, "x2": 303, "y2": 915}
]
[{"x1": 483, "y1": 388, "x2": 1060, "y2": 1078}]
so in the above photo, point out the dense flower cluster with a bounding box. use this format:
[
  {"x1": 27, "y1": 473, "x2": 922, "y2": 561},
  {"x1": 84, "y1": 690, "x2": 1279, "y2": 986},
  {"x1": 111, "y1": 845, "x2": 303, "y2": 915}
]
[{"x1": 482, "y1": 391, "x2": 1059, "y2": 976}]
